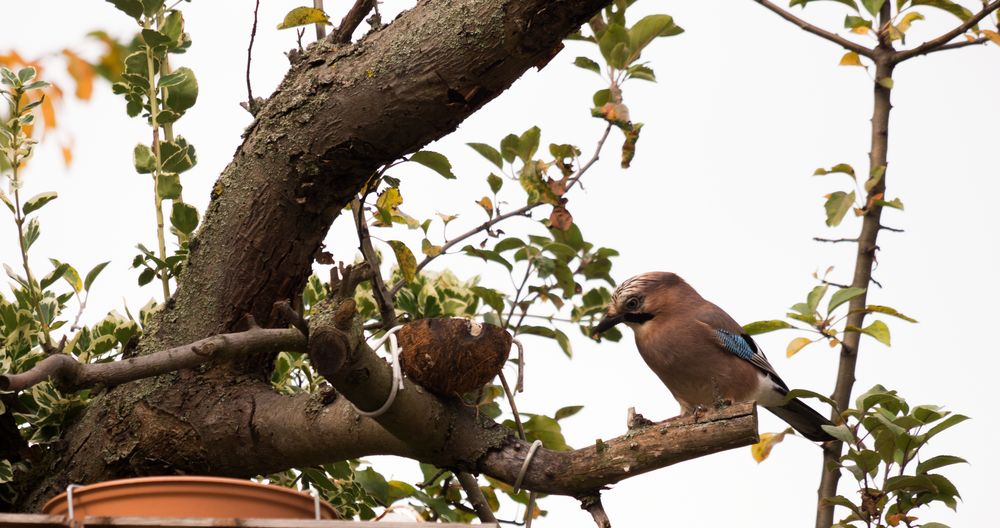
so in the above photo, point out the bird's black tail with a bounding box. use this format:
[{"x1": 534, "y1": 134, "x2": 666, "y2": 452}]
[{"x1": 765, "y1": 398, "x2": 835, "y2": 442}]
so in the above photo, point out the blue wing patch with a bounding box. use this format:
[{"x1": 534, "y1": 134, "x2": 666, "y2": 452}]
[{"x1": 715, "y1": 329, "x2": 755, "y2": 361}]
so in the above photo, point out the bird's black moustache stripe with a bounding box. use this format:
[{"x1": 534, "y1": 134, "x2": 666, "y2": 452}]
[{"x1": 624, "y1": 312, "x2": 654, "y2": 324}]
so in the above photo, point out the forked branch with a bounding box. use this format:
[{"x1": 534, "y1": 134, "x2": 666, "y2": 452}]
[
  {"x1": 895, "y1": 1, "x2": 1000, "y2": 62},
  {"x1": 753, "y1": 0, "x2": 874, "y2": 57}
]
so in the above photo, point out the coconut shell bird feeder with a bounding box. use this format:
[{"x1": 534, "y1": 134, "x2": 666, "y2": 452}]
[{"x1": 397, "y1": 318, "x2": 512, "y2": 397}]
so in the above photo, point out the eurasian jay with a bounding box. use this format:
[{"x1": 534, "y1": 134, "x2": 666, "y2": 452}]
[{"x1": 594, "y1": 271, "x2": 834, "y2": 442}]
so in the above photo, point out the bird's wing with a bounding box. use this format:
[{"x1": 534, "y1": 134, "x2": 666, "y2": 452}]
[{"x1": 713, "y1": 329, "x2": 789, "y2": 392}]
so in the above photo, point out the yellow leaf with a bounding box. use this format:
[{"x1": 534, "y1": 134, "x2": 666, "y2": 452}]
[
  {"x1": 387, "y1": 240, "x2": 417, "y2": 283},
  {"x1": 786, "y1": 337, "x2": 813, "y2": 357},
  {"x1": 896, "y1": 12, "x2": 924, "y2": 34},
  {"x1": 62, "y1": 49, "x2": 94, "y2": 100},
  {"x1": 436, "y1": 212, "x2": 458, "y2": 224},
  {"x1": 982, "y1": 30, "x2": 1000, "y2": 46},
  {"x1": 61, "y1": 144, "x2": 73, "y2": 167},
  {"x1": 476, "y1": 196, "x2": 493, "y2": 217},
  {"x1": 850, "y1": 26, "x2": 870, "y2": 35},
  {"x1": 277, "y1": 7, "x2": 331, "y2": 30},
  {"x1": 839, "y1": 51, "x2": 863, "y2": 67},
  {"x1": 751, "y1": 429, "x2": 791, "y2": 463}
]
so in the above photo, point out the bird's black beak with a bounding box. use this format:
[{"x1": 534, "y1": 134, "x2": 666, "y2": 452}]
[{"x1": 593, "y1": 312, "x2": 623, "y2": 335}]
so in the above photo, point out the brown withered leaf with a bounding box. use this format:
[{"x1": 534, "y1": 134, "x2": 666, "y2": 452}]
[{"x1": 549, "y1": 199, "x2": 573, "y2": 231}]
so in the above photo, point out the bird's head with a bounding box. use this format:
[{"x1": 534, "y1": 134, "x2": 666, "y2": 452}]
[{"x1": 593, "y1": 271, "x2": 690, "y2": 335}]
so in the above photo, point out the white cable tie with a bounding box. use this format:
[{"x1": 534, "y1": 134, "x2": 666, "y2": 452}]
[
  {"x1": 512, "y1": 338, "x2": 525, "y2": 393},
  {"x1": 512, "y1": 439, "x2": 543, "y2": 494},
  {"x1": 355, "y1": 325, "x2": 406, "y2": 417}
]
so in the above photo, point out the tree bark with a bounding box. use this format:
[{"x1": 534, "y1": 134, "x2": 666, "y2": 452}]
[{"x1": 14, "y1": 0, "x2": 612, "y2": 511}]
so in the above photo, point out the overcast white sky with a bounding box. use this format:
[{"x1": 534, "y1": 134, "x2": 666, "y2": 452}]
[{"x1": 2, "y1": 1, "x2": 999, "y2": 526}]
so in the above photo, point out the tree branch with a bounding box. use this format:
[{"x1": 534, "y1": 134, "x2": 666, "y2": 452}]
[
  {"x1": 456, "y1": 471, "x2": 499, "y2": 524},
  {"x1": 580, "y1": 494, "x2": 612, "y2": 528},
  {"x1": 305, "y1": 299, "x2": 760, "y2": 496},
  {"x1": 753, "y1": 0, "x2": 874, "y2": 57},
  {"x1": 330, "y1": 0, "x2": 376, "y2": 43},
  {"x1": 895, "y1": 1, "x2": 1000, "y2": 63},
  {"x1": 0, "y1": 327, "x2": 305, "y2": 392}
]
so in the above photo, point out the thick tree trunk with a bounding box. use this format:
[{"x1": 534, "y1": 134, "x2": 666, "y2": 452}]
[{"x1": 14, "y1": 0, "x2": 611, "y2": 511}]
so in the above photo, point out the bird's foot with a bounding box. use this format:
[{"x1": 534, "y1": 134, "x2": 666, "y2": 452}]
[{"x1": 689, "y1": 404, "x2": 709, "y2": 422}]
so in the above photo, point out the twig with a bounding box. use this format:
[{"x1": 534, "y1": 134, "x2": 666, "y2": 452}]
[
  {"x1": 246, "y1": 0, "x2": 260, "y2": 105},
  {"x1": 813, "y1": 236, "x2": 858, "y2": 244},
  {"x1": 457, "y1": 471, "x2": 499, "y2": 524},
  {"x1": 922, "y1": 36, "x2": 989, "y2": 54},
  {"x1": 352, "y1": 199, "x2": 397, "y2": 328},
  {"x1": 895, "y1": 1, "x2": 1000, "y2": 62},
  {"x1": 820, "y1": 278, "x2": 851, "y2": 289},
  {"x1": 387, "y1": 124, "x2": 613, "y2": 298},
  {"x1": 0, "y1": 327, "x2": 305, "y2": 392},
  {"x1": 331, "y1": 0, "x2": 377, "y2": 43},
  {"x1": 879, "y1": 224, "x2": 904, "y2": 233},
  {"x1": 580, "y1": 494, "x2": 612, "y2": 528},
  {"x1": 753, "y1": 0, "x2": 874, "y2": 57},
  {"x1": 498, "y1": 372, "x2": 525, "y2": 440}
]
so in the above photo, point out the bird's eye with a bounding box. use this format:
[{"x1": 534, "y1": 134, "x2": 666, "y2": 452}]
[{"x1": 624, "y1": 297, "x2": 641, "y2": 311}]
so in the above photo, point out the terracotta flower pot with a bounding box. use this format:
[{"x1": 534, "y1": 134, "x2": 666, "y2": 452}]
[{"x1": 42, "y1": 476, "x2": 337, "y2": 521}]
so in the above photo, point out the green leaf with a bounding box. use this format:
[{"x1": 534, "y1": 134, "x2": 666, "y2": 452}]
[
  {"x1": 742, "y1": 320, "x2": 794, "y2": 335},
  {"x1": 878, "y1": 76, "x2": 894, "y2": 89},
  {"x1": 410, "y1": 150, "x2": 456, "y2": 179},
  {"x1": 84, "y1": 261, "x2": 111, "y2": 291},
  {"x1": 813, "y1": 163, "x2": 855, "y2": 179},
  {"x1": 169, "y1": 202, "x2": 199, "y2": 235},
  {"x1": 0, "y1": 190, "x2": 14, "y2": 213},
  {"x1": 164, "y1": 67, "x2": 198, "y2": 114},
  {"x1": 461, "y1": 245, "x2": 512, "y2": 271},
  {"x1": 517, "y1": 126, "x2": 541, "y2": 162},
  {"x1": 861, "y1": 0, "x2": 885, "y2": 16},
  {"x1": 493, "y1": 237, "x2": 525, "y2": 253},
  {"x1": 519, "y1": 162, "x2": 558, "y2": 205},
  {"x1": 628, "y1": 15, "x2": 681, "y2": 62},
  {"x1": 140, "y1": 28, "x2": 172, "y2": 48},
  {"x1": 137, "y1": 267, "x2": 156, "y2": 286},
  {"x1": 844, "y1": 15, "x2": 873, "y2": 30},
  {"x1": 790, "y1": 0, "x2": 860, "y2": 10},
  {"x1": 470, "y1": 286, "x2": 505, "y2": 314},
  {"x1": 822, "y1": 424, "x2": 856, "y2": 444},
  {"x1": 863, "y1": 304, "x2": 917, "y2": 322},
  {"x1": 912, "y1": 0, "x2": 974, "y2": 22},
  {"x1": 828, "y1": 287, "x2": 866, "y2": 313},
  {"x1": 277, "y1": 6, "x2": 331, "y2": 29},
  {"x1": 499, "y1": 134, "x2": 519, "y2": 164},
  {"x1": 157, "y1": 69, "x2": 189, "y2": 89},
  {"x1": 106, "y1": 0, "x2": 143, "y2": 19},
  {"x1": 160, "y1": 137, "x2": 197, "y2": 173},
  {"x1": 824, "y1": 190, "x2": 855, "y2": 227},
  {"x1": 487, "y1": 173, "x2": 503, "y2": 194},
  {"x1": 621, "y1": 122, "x2": 642, "y2": 169},
  {"x1": 133, "y1": 144, "x2": 156, "y2": 174},
  {"x1": 22, "y1": 192, "x2": 58, "y2": 216},
  {"x1": 592, "y1": 89, "x2": 611, "y2": 107},
  {"x1": 861, "y1": 319, "x2": 890, "y2": 345},
  {"x1": 555, "y1": 405, "x2": 584, "y2": 421},
  {"x1": 865, "y1": 165, "x2": 885, "y2": 192},
  {"x1": 626, "y1": 64, "x2": 656, "y2": 82},
  {"x1": 52, "y1": 259, "x2": 82, "y2": 292},
  {"x1": 598, "y1": 24, "x2": 630, "y2": 67},
  {"x1": 807, "y1": 284, "x2": 829, "y2": 313},
  {"x1": 924, "y1": 414, "x2": 969, "y2": 440},
  {"x1": 785, "y1": 388, "x2": 839, "y2": 411},
  {"x1": 40, "y1": 262, "x2": 70, "y2": 290},
  {"x1": 387, "y1": 240, "x2": 417, "y2": 283},
  {"x1": 875, "y1": 197, "x2": 904, "y2": 210},
  {"x1": 157, "y1": 173, "x2": 182, "y2": 200},
  {"x1": 917, "y1": 455, "x2": 967, "y2": 474},
  {"x1": 573, "y1": 56, "x2": 601, "y2": 74},
  {"x1": 141, "y1": 0, "x2": 165, "y2": 16},
  {"x1": 467, "y1": 143, "x2": 503, "y2": 169}
]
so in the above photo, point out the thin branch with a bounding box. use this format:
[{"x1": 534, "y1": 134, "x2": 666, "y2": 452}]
[
  {"x1": 245, "y1": 0, "x2": 260, "y2": 105},
  {"x1": 813, "y1": 236, "x2": 859, "y2": 244},
  {"x1": 0, "y1": 327, "x2": 305, "y2": 392},
  {"x1": 352, "y1": 198, "x2": 397, "y2": 328},
  {"x1": 753, "y1": 0, "x2": 874, "y2": 57},
  {"x1": 457, "y1": 471, "x2": 499, "y2": 524},
  {"x1": 580, "y1": 494, "x2": 612, "y2": 528},
  {"x1": 879, "y1": 224, "x2": 904, "y2": 233},
  {"x1": 895, "y1": 1, "x2": 1000, "y2": 62},
  {"x1": 388, "y1": 124, "x2": 613, "y2": 298},
  {"x1": 331, "y1": 0, "x2": 376, "y2": 43},
  {"x1": 925, "y1": 36, "x2": 989, "y2": 54}
]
